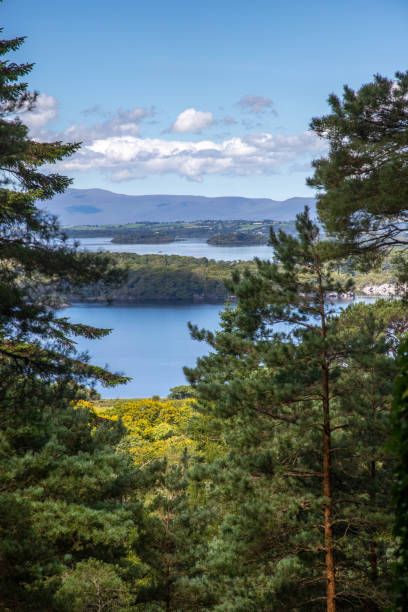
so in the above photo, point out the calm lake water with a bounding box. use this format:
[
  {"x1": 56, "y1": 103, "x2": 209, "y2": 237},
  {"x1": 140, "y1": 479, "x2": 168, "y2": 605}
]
[
  {"x1": 66, "y1": 297, "x2": 378, "y2": 399},
  {"x1": 70, "y1": 236, "x2": 275, "y2": 262}
]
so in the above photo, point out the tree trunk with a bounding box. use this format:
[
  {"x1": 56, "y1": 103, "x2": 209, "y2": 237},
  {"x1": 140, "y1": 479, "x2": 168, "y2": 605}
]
[
  {"x1": 318, "y1": 264, "x2": 336, "y2": 612},
  {"x1": 322, "y1": 363, "x2": 336, "y2": 612}
]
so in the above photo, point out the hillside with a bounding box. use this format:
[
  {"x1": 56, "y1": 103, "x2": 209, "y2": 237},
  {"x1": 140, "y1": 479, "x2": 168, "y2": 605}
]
[{"x1": 41, "y1": 188, "x2": 316, "y2": 225}]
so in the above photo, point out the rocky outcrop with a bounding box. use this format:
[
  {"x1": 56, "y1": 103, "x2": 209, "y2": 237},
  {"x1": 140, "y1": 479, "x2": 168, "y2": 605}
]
[{"x1": 361, "y1": 283, "x2": 399, "y2": 297}]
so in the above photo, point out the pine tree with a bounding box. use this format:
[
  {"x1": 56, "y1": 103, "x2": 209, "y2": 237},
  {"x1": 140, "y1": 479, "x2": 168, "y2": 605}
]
[
  {"x1": 0, "y1": 371, "x2": 146, "y2": 610},
  {"x1": 185, "y1": 210, "x2": 396, "y2": 610},
  {"x1": 307, "y1": 71, "x2": 408, "y2": 260}
]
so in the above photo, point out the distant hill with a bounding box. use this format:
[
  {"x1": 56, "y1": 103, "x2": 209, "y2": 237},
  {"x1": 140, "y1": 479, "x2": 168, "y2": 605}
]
[{"x1": 41, "y1": 188, "x2": 316, "y2": 225}]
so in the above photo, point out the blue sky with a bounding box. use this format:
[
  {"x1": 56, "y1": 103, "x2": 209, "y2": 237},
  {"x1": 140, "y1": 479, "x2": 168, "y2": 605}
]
[{"x1": 3, "y1": 0, "x2": 408, "y2": 199}]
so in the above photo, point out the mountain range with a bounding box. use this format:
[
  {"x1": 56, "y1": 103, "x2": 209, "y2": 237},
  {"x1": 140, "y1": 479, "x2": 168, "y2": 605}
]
[{"x1": 42, "y1": 188, "x2": 316, "y2": 226}]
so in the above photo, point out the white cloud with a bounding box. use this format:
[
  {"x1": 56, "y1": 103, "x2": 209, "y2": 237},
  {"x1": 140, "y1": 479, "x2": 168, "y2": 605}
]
[
  {"x1": 21, "y1": 93, "x2": 58, "y2": 132},
  {"x1": 19, "y1": 93, "x2": 325, "y2": 183},
  {"x1": 61, "y1": 107, "x2": 155, "y2": 143},
  {"x1": 238, "y1": 94, "x2": 277, "y2": 115},
  {"x1": 170, "y1": 108, "x2": 214, "y2": 133},
  {"x1": 60, "y1": 130, "x2": 326, "y2": 183}
]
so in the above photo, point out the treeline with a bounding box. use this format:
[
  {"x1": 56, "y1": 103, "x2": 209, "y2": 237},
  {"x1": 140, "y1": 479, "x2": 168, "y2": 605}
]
[
  {"x1": 41, "y1": 251, "x2": 397, "y2": 307},
  {"x1": 51, "y1": 254, "x2": 253, "y2": 304},
  {"x1": 206, "y1": 230, "x2": 266, "y2": 245}
]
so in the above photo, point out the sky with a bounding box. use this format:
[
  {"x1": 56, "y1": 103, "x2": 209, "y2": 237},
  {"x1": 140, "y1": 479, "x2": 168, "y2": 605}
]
[{"x1": 2, "y1": 0, "x2": 408, "y2": 200}]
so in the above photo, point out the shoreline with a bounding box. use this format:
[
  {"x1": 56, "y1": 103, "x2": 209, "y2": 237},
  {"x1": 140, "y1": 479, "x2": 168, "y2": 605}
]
[{"x1": 55, "y1": 288, "x2": 395, "y2": 309}]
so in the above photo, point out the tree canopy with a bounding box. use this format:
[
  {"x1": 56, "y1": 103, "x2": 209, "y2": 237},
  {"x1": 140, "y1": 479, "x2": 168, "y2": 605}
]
[
  {"x1": 184, "y1": 211, "x2": 396, "y2": 610},
  {"x1": 308, "y1": 71, "x2": 408, "y2": 259}
]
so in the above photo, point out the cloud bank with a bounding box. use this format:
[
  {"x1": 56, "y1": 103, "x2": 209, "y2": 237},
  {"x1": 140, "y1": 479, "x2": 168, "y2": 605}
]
[
  {"x1": 21, "y1": 94, "x2": 326, "y2": 183},
  {"x1": 60, "y1": 131, "x2": 325, "y2": 183}
]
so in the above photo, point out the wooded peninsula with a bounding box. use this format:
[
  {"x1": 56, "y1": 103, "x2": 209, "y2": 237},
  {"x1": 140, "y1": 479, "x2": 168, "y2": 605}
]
[{"x1": 40, "y1": 251, "x2": 398, "y2": 307}]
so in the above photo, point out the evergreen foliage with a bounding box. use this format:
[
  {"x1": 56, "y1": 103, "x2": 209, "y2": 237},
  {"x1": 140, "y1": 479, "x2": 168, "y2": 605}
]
[
  {"x1": 185, "y1": 210, "x2": 396, "y2": 610},
  {"x1": 307, "y1": 71, "x2": 408, "y2": 259},
  {"x1": 0, "y1": 373, "x2": 144, "y2": 610},
  {"x1": 135, "y1": 450, "x2": 211, "y2": 611},
  {"x1": 391, "y1": 339, "x2": 408, "y2": 610}
]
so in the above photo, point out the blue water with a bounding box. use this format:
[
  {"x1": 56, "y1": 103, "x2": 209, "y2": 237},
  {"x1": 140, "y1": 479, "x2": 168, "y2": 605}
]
[
  {"x1": 69, "y1": 237, "x2": 274, "y2": 262},
  {"x1": 65, "y1": 297, "x2": 378, "y2": 399},
  {"x1": 67, "y1": 302, "x2": 224, "y2": 398}
]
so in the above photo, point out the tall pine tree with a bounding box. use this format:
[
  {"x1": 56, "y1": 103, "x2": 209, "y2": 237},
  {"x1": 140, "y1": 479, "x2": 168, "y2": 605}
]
[{"x1": 185, "y1": 210, "x2": 396, "y2": 611}]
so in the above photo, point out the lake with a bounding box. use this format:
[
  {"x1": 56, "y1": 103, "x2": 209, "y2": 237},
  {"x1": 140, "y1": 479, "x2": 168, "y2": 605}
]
[
  {"x1": 69, "y1": 236, "x2": 275, "y2": 261},
  {"x1": 66, "y1": 297, "x2": 378, "y2": 399}
]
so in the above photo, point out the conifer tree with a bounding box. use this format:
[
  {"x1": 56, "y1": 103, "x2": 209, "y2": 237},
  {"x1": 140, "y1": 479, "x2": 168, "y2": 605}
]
[
  {"x1": 185, "y1": 210, "x2": 395, "y2": 611},
  {"x1": 307, "y1": 71, "x2": 408, "y2": 260},
  {"x1": 0, "y1": 372, "x2": 146, "y2": 610}
]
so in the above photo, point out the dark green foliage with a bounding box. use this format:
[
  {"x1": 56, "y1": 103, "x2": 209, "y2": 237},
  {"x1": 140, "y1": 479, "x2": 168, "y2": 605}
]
[
  {"x1": 185, "y1": 210, "x2": 396, "y2": 610},
  {"x1": 135, "y1": 451, "x2": 211, "y2": 611},
  {"x1": 207, "y1": 231, "x2": 266, "y2": 245},
  {"x1": 391, "y1": 339, "x2": 408, "y2": 610},
  {"x1": 0, "y1": 372, "x2": 144, "y2": 610},
  {"x1": 47, "y1": 250, "x2": 401, "y2": 306},
  {"x1": 64, "y1": 253, "x2": 248, "y2": 304},
  {"x1": 307, "y1": 70, "x2": 408, "y2": 607},
  {"x1": 308, "y1": 71, "x2": 408, "y2": 259}
]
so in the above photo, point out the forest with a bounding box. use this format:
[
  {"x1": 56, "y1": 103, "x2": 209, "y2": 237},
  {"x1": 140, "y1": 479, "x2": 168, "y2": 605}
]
[
  {"x1": 38, "y1": 251, "x2": 397, "y2": 307},
  {"x1": 1, "y1": 25, "x2": 408, "y2": 612}
]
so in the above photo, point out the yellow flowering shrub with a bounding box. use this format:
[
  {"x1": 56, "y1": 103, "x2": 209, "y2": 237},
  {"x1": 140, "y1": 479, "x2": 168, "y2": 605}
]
[{"x1": 90, "y1": 397, "x2": 196, "y2": 465}]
